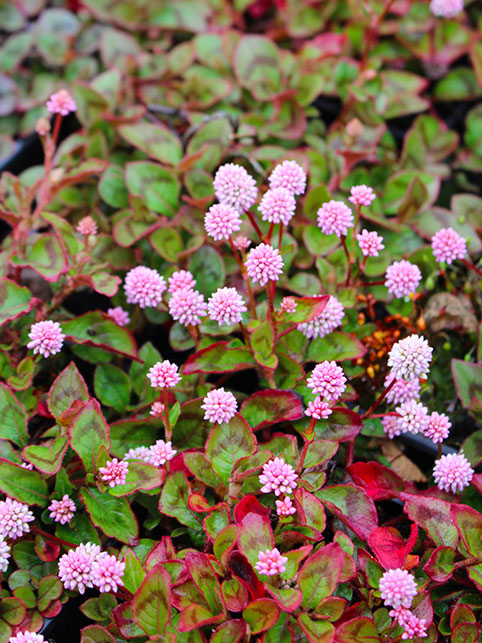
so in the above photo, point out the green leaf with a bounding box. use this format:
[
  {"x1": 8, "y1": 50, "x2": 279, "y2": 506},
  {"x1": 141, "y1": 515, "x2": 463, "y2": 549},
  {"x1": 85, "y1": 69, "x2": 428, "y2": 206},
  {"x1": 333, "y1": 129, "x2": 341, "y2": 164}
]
[
  {"x1": 301, "y1": 441, "x2": 338, "y2": 469},
  {"x1": 238, "y1": 513, "x2": 273, "y2": 568},
  {"x1": 283, "y1": 296, "x2": 329, "y2": 324},
  {"x1": 98, "y1": 165, "x2": 129, "y2": 208},
  {"x1": 159, "y1": 471, "x2": 203, "y2": 531},
  {"x1": 47, "y1": 362, "x2": 89, "y2": 419},
  {"x1": 69, "y1": 399, "x2": 111, "y2": 473},
  {"x1": 109, "y1": 460, "x2": 165, "y2": 497},
  {"x1": 125, "y1": 161, "x2": 180, "y2": 217},
  {"x1": 62, "y1": 312, "x2": 138, "y2": 360},
  {"x1": 37, "y1": 576, "x2": 63, "y2": 612},
  {"x1": 80, "y1": 625, "x2": 116, "y2": 643},
  {"x1": 9, "y1": 234, "x2": 68, "y2": 282},
  {"x1": 335, "y1": 617, "x2": 380, "y2": 642},
  {"x1": 40, "y1": 211, "x2": 79, "y2": 256},
  {"x1": 298, "y1": 543, "x2": 344, "y2": 610},
  {"x1": 451, "y1": 505, "x2": 482, "y2": 557},
  {"x1": 401, "y1": 492, "x2": 458, "y2": 548},
  {"x1": 205, "y1": 414, "x2": 256, "y2": 485},
  {"x1": 22, "y1": 435, "x2": 69, "y2": 475},
  {"x1": 94, "y1": 363, "x2": 131, "y2": 412},
  {"x1": 243, "y1": 599, "x2": 280, "y2": 634},
  {"x1": 297, "y1": 614, "x2": 335, "y2": 643},
  {"x1": 234, "y1": 35, "x2": 281, "y2": 101},
  {"x1": 317, "y1": 484, "x2": 378, "y2": 541},
  {"x1": 79, "y1": 487, "x2": 138, "y2": 544},
  {"x1": 423, "y1": 546, "x2": 455, "y2": 583},
  {"x1": 150, "y1": 227, "x2": 183, "y2": 263},
  {"x1": 0, "y1": 279, "x2": 35, "y2": 326},
  {"x1": 185, "y1": 552, "x2": 223, "y2": 614},
  {"x1": 0, "y1": 597, "x2": 26, "y2": 626},
  {"x1": 188, "y1": 245, "x2": 225, "y2": 297},
  {"x1": 307, "y1": 332, "x2": 366, "y2": 362},
  {"x1": 452, "y1": 359, "x2": 482, "y2": 415},
  {"x1": 251, "y1": 320, "x2": 275, "y2": 364},
  {"x1": 240, "y1": 390, "x2": 303, "y2": 431},
  {"x1": 119, "y1": 123, "x2": 182, "y2": 166},
  {"x1": 182, "y1": 341, "x2": 255, "y2": 375},
  {"x1": 0, "y1": 458, "x2": 48, "y2": 506},
  {"x1": 0, "y1": 384, "x2": 29, "y2": 446},
  {"x1": 132, "y1": 564, "x2": 171, "y2": 637},
  {"x1": 294, "y1": 488, "x2": 326, "y2": 533},
  {"x1": 7, "y1": 357, "x2": 34, "y2": 391},
  {"x1": 122, "y1": 549, "x2": 146, "y2": 595}
]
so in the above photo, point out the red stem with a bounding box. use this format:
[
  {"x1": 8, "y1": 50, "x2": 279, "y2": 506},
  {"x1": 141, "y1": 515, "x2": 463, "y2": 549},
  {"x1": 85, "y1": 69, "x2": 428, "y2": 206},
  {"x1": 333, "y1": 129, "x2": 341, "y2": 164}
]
[
  {"x1": 461, "y1": 258, "x2": 482, "y2": 278},
  {"x1": 361, "y1": 378, "x2": 397, "y2": 419},
  {"x1": 278, "y1": 223, "x2": 284, "y2": 250},
  {"x1": 31, "y1": 525, "x2": 77, "y2": 549},
  {"x1": 245, "y1": 209, "x2": 265, "y2": 242}
]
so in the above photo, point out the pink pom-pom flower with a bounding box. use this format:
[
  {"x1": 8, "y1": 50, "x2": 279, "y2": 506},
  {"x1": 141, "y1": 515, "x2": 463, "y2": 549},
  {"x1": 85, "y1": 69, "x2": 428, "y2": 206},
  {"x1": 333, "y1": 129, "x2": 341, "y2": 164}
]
[
  {"x1": 91, "y1": 553, "x2": 125, "y2": 593},
  {"x1": 150, "y1": 401, "x2": 165, "y2": 417},
  {"x1": 307, "y1": 361, "x2": 346, "y2": 403},
  {"x1": 305, "y1": 397, "x2": 332, "y2": 419},
  {"x1": 46, "y1": 89, "x2": 76, "y2": 116},
  {"x1": 388, "y1": 335, "x2": 433, "y2": 381},
  {"x1": 207, "y1": 287, "x2": 247, "y2": 326},
  {"x1": 423, "y1": 411, "x2": 451, "y2": 444},
  {"x1": 233, "y1": 235, "x2": 251, "y2": 251},
  {"x1": 384, "y1": 374, "x2": 421, "y2": 405},
  {"x1": 255, "y1": 548, "x2": 288, "y2": 576},
  {"x1": 280, "y1": 296, "x2": 297, "y2": 313},
  {"x1": 259, "y1": 457, "x2": 298, "y2": 496},
  {"x1": 275, "y1": 497, "x2": 296, "y2": 517},
  {"x1": 27, "y1": 321, "x2": 65, "y2": 358},
  {"x1": 168, "y1": 270, "x2": 196, "y2": 294},
  {"x1": 259, "y1": 187, "x2": 296, "y2": 226},
  {"x1": 379, "y1": 568, "x2": 418, "y2": 610},
  {"x1": 433, "y1": 453, "x2": 473, "y2": 494},
  {"x1": 0, "y1": 498, "x2": 34, "y2": 540},
  {"x1": 431, "y1": 227, "x2": 467, "y2": 264},
  {"x1": 317, "y1": 200, "x2": 354, "y2": 237},
  {"x1": 0, "y1": 536, "x2": 10, "y2": 572},
  {"x1": 107, "y1": 307, "x2": 130, "y2": 327},
  {"x1": 349, "y1": 185, "x2": 376, "y2": 207},
  {"x1": 390, "y1": 608, "x2": 428, "y2": 640},
  {"x1": 213, "y1": 163, "x2": 257, "y2": 212},
  {"x1": 201, "y1": 388, "x2": 238, "y2": 424},
  {"x1": 124, "y1": 446, "x2": 152, "y2": 463},
  {"x1": 58, "y1": 542, "x2": 101, "y2": 594},
  {"x1": 9, "y1": 632, "x2": 45, "y2": 643},
  {"x1": 147, "y1": 360, "x2": 181, "y2": 389},
  {"x1": 430, "y1": 0, "x2": 464, "y2": 17},
  {"x1": 169, "y1": 287, "x2": 207, "y2": 327},
  {"x1": 98, "y1": 458, "x2": 128, "y2": 488},
  {"x1": 395, "y1": 400, "x2": 430, "y2": 435},
  {"x1": 48, "y1": 495, "x2": 76, "y2": 525},
  {"x1": 268, "y1": 160, "x2": 306, "y2": 195},
  {"x1": 245, "y1": 243, "x2": 284, "y2": 286},
  {"x1": 149, "y1": 440, "x2": 177, "y2": 467},
  {"x1": 385, "y1": 260, "x2": 421, "y2": 298},
  {"x1": 124, "y1": 266, "x2": 166, "y2": 309},
  {"x1": 357, "y1": 230, "x2": 384, "y2": 257},
  {"x1": 298, "y1": 295, "x2": 344, "y2": 340},
  {"x1": 76, "y1": 216, "x2": 97, "y2": 236},
  {"x1": 204, "y1": 203, "x2": 242, "y2": 241},
  {"x1": 382, "y1": 415, "x2": 403, "y2": 440}
]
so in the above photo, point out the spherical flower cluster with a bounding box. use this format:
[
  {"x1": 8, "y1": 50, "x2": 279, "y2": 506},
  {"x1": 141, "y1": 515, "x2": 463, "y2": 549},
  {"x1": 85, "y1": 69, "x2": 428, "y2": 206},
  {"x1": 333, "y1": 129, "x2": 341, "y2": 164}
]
[
  {"x1": 430, "y1": 0, "x2": 464, "y2": 18},
  {"x1": 385, "y1": 260, "x2": 421, "y2": 298},
  {"x1": 204, "y1": 203, "x2": 241, "y2": 241},
  {"x1": 0, "y1": 536, "x2": 10, "y2": 572},
  {"x1": 48, "y1": 495, "x2": 76, "y2": 525},
  {"x1": 245, "y1": 243, "x2": 284, "y2": 286},
  {"x1": 259, "y1": 457, "x2": 298, "y2": 496},
  {"x1": 149, "y1": 440, "x2": 177, "y2": 467},
  {"x1": 379, "y1": 568, "x2": 418, "y2": 610},
  {"x1": 169, "y1": 287, "x2": 207, "y2": 327},
  {"x1": 58, "y1": 542, "x2": 101, "y2": 594},
  {"x1": 124, "y1": 446, "x2": 152, "y2": 462},
  {"x1": 0, "y1": 498, "x2": 34, "y2": 540},
  {"x1": 76, "y1": 216, "x2": 97, "y2": 236},
  {"x1": 27, "y1": 321, "x2": 65, "y2": 358},
  {"x1": 307, "y1": 361, "x2": 346, "y2": 403},
  {"x1": 431, "y1": 227, "x2": 467, "y2": 264},
  {"x1": 255, "y1": 548, "x2": 288, "y2": 576},
  {"x1": 9, "y1": 632, "x2": 45, "y2": 643},
  {"x1": 357, "y1": 230, "x2": 384, "y2": 257},
  {"x1": 317, "y1": 200, "x2": 354, "y2": 237},
  {"x1": 150, "y1": 401, "x2": 165, "y2": 417},
  {"x1": 275, "y1": 497, "x2": 296, "y2": 517},
  {"x1": 433, "y1": 453, "x2": 473, "y2": 494},
  {"x1": 268, "y1": 160, "x2": 306, "y2": 195},
  {"x1": 423, "y1": 412, "x2": 451, "y2": 444},
  {"x1": 201, "y1": 388, "x2": 238, "y2": 424},
  {"x1": 298, "y1": 295, "x2": 345, "y2": 340},
  {"x1": 280, "y1": 296, "x2": 297, "y2": 313},
  {"x1": 168, "y1": 270, "x2": 196, "y2": 293},
  {"x1": 384, "y1": 374, "x2": 421, "y2": 405},
  {"x1": 213, "y1": 163, "x2": 257, "y2": 212},
  {"x1": 46, "y1": 89, "x2": 76, "y2": 115},
  {"x1": 390, "y1": 608, "x2": 428, "y2": 640},
  {"x1": 349, "y1": 185, "x2": 376, "y2": 207},
  {"x1": 382, "y1": 415, "x2": 403, "y2": 440},
  {"x1": 91, "y1": 553, "x2": 126, "y2": 593},
  {"x1": 147, "y1": 360, "x2": 181, "y2": 389},
  {"x1": 233, "y1": 235, "x2": 251, "y2": 251},
  {"x1": 107, "y1": 307, "x2": 130, "y2": 327},
  {"x1": 259, "y1": 187, "x2": 296, "y2": 225},
  {"x1": 99, "y1": 458, "x2": 128, "y2": 488},
  {"x1": 124, "y1": 266, "x2": 166, "y2": 309},
  {"x1": 396, "y1": 400, "x2": 430, "y2": 435},
  {"x1": 388, "y1": 335, "x2": 433, "y2": 381},
  {"x1": 305, "y1": 397, "x2": 332, "y2": 420},
  {"x1": 208, "y1": 287, "x2": 247, "y2": 326}
]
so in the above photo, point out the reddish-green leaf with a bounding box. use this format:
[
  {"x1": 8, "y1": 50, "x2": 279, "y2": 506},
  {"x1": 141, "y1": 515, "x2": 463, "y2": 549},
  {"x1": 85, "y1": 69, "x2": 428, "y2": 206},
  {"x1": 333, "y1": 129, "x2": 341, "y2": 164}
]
[
  {"x1": 221, "y1": 578, "x2": 248, "y2": 612},
  {"x1": 62, "y1": 312, "x2": 139, "y2": 360},
  {"x1": 294, "y1": 488, "x2": 326, "y2": 533},
  {"x1": 234, "y1": 36, "x2": 281, "y2": 101},
  {"x1": 240, "y1": 390, "x2": 303, "y2": 431},
  {"x1": 70, "y1": 399, "x2": 110, "y2": 474},
  {"x1": 122, "y1": 549, "x2": 146, "y2": 595},
  {"x1": 451, "y1": 505, "x2": 482, "y2": 557},
  {"x1": 297, "y1": 614, "x2": 335, "y2": 643},
  {"x1": 307, "y1": 332, "x2": 367, "y2": 362},
  {"x1": 423, "y1": 546, "x2": 456, "y2": 582},
  {"x1": 211, "y1": 620, "x2": 246, "y2": 643},
  {"x1": 238, "y1": 513, "x2": 273, "y2": 568},
  {"x1": 178, "y1": 604, "x2": 224, "y2": 632},
  {"x1": 159, "y1": 471, "x2": 203, "y2": 531},
  {"x1": 109, "y1": 461, "x2": 165, "y2": 497},
  {"x1": 125, "y1": 161, "x2": 180, "y2": 217},
  {"x1": 402, "y1": 493, "x2": 459, "y2": 548},
  {"x1": 48, "y1": 362, "x2": 89, "y2": 418},
  {"x1": 335, "y1": 617, "x2": 380, "y2": 642},
  {"x1": 79, "y1": 487, "x2": 138, "y2": 544},
  {"x1": 301, "y1": 440, "x2": 338, "y2": 469},
  {"x1": 317, "y1": 484, "x2": 378, "y2": 540},
  {"x1": 283, "y1": 296, "x2": 329, "y2": 324},
  {"x1": 182, "y1": 340, "x2": 256, "y2": 375},
  {"x1": 451, "y1": 622, "x2": 481, "y2": 643},
  {"x1": 0, "y1": 458, "x2": 48, "y2": 506},
  {"x1": 311, "y1": 409, "x2": 362, "y2": 443},
  {"x1": 119, "y1": 122, "x2": 183, "y2": 166},
  {"x1": 0, "y1": 384, "x2": 29, "y2": 447},
  {"x1": 0, "y1": 279, "x2": 35, "y2": 326},
  {"x1": 0, "y1": 598, "x2": 26, "y2": 626},
  {"x1": 80, "y1": 625, "x2": 116, "y2": 643},
  {"x1": 37, "y1": 576, "x2": 63, "y2": 612},
  {"x1": 243, "y1": 598, "x2": 280, "y2": 634},
  {"x1": 348, "y1": 462, "x2": 404, "y2": 500},
  {"x1": 205, "y1": 413, "x2": 256, "y2": 485},
  {"x1": 9, "y1": 234, "x2": 68, "y2": 282},
  {"x1": 132, "y1": 563, "x2": 171, "y2": 637},
  {"x1": 185, "y1": 552, "x2": 223, "y2": 615},
  {"x1": 22, "y1": 436, "x2": 69, "y2": 475},
  {"x1": 298, "y1": 543, "x2": 344, "y2": 610}
]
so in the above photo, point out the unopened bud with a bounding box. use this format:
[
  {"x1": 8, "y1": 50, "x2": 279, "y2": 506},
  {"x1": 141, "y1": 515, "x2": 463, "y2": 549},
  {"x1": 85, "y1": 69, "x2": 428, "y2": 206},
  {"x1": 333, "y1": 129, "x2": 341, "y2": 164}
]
[{"x1": 36, "y1": 117, "x2": 50, "y2": 136}]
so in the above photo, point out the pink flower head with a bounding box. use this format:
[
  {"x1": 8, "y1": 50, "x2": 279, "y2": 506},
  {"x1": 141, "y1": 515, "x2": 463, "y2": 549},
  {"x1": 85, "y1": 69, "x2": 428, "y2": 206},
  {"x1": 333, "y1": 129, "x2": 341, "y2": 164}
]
[
  {"x1": 298, "y1": 295, "x2": 344, "y2": 340},
  {"x1": 48, "y1": 495, "x2": 76, "y2": 525},
  {"x1": 107, "y1": 306, "x2": 130, "y2": 327},
  {"x1": 390, "y1": 608, "x2": 428, "y2": 640},
  {"x1": 388, "y1": 335, "x2": 433, "y2": 381},
  {"x1": 275, "y1": 497, "x2": 296, "y2": 517},
  {"x1": 317, "y1": 200, "x2": 354, "y2": 237},
  {"x1": 98, "y1": 458, "x2": 128, "y2": 488},
  {"x1": 46, "y1": 89, "x2": 76, "y2": 116},
  {"x1": 58, "y1": 542, "x2": 101, "y2": 594},
  {"x1": 233, "y1": 235, "x2": 251, "y2": 251},
  {"x1": 431, "y1": 227, "x2": 467, "y2": 264},
  {"x1": 168, "y1": 270, "x2": 196, "y2": 294},
  {"x1": 204, "y1": 203, "x2": 242, "y2": 241},
  {"x1": 35, "y1": 117, "x2": 50, "y2": 136},
  {"x1": 27, "y1": 321, "x2": 65, "y2": 358},
  {"x1": 384, "y1": 374, "x2": 421, "y2": 405},
  {"x1": 9, "y1": 632, "x2": 45, "y2": 643},
  {"x1": 385, "y1": 260, "x2": 421, "y2": 298},
  {"x1": 280, "y1": 296, "x2": 297, "y2": 313},
  {"x1": 20, "y1": 462, "x2": 33, "y2": 470},
  {"x1": 259, "y1": 187, "x2": 296, "y2": 226},
  {"x1": 245, "y1": 243, "x2": 284, "y2": 286},
  {"x1": 201, "y1": 388, "x2": 237, "y2": 424},
  {"x1": 382, "y1": 415, "x2": 403, "y2": 440},
  {"x1": 268, "y1": 160, "x2": 306, "y2": 195},
  {"x1": 305, "y1": 397, "x2": 332, "y2": 420},
  {"x1": 147, "y1": 360, "x2": 181, "y2": 389},
  {"x1": 124, "y1": 266, "x2": 166, "y2": 309},
  {"x1": 169, "y1": 287, "x2": 207, "y2": 327},
  {"x1": 423, "y1": 411, "x2": 451, "y2": 444},
  {"x1": 396, "y1": 400, "x2": 430, "y2": 435},
  {"x1": 430, "y1": 0, "x2": 464, "y2": 17},
  {"x1": 349, "y1": 185, "x2": 376, "y2": 207},
  {"x1": 255, "y1": 547, "x2": 288, "y2": 576},
  {"x1": 379, "y1": 568, "x2": 418, "y2": 610},
  {"x1": 357, "y1": 230, "x2": 384, "y2": 257},
  {"x1": 0, "y1": 536, "x2": 10, "y2": 572},
  {"x1": 0, "y1": 498, "x2": 34, "y2": 540},
  {"x1": 208, "y1": 287, "x2": 247, "y2": 326},
  {"x1": 76, "y1": 216, "x2": 97, "y2": 236},
  {"x1": 91, "y1": 552, "x2": 125, "y2": 593},
  {"x1": 213, "y1": 163, "x2": 257, "y2": 212},
  {"x1": 124, "y1": 446, "x2": 152, "y2": 462},
  {"x1": 150, "y1": 401, "x2": 165, "y2": 417},
  {"x1": 149, "y1": 440, "x2": 177, "y2": 467},
  {"x1": 433, "y1": 453, "x2": 473, "y2": 494},
  {"x1": 307, "y1": 361, "x2": 346, "y2": 403},
  {"x1": 259, "y1": 457, "x2": 298, "y2": 496}
]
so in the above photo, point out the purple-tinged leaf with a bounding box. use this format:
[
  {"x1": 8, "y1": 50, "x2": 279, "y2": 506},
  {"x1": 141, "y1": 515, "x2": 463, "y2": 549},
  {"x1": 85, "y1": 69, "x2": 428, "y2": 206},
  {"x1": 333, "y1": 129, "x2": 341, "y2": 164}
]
[
  {"x1": 22, "y1": 436, "x2": 69, "y2": 475},
  {"x1": 69, "y1": 399, "x2": 110, "y2": 474},
  {"x1": 205, "y1": 413, "x2": 256, "y2": 485},
  {"x1": 132, "y1": 563, "x2": 171, "y2": 637},
  {"x1": 238, "y1": 513, "x2": 273, "y2": 568},
  {"x1": 297, "y1": 614, "x2": 335, "y2": 643},
  {"x1": 402, "y1": 493, "x2": 459, "y2": 548},
  {"x1": 240, "y1": 390, "x2": 303, "y2": 430},
  {"x1": 0, "y1": 279, "x2": 36, "y2": 326},
  {"x1": 298, "y1": 543, "x2": 344, "y2": 610},
  {"x1": 211, "y1": 620, "x2": 246, "y2": 643},
  {"x1": 62, "y1": 312, "x2": 139, "y2": 361},
  {"x1": 317, "y1": 484, "x2": 378, "y2": 540},
  {"x1": 80, "y1": 625, "x2": 116, "y2": 643},
  {"x1": 182, "y1": 340, "x2": 256, "y2": 375},
  {"x1": 243, "y1": 598, "x2": 280, "y2": 634},
  {"x1": 335, "y1": 617, "x2": 380, "y2": 642},
  {"x1": 423, "y1": 546, "x2": 456, "y2": 582},
  {"x1": 178, "y1": 604, "x2": 224, "y2": 632},
  {"x1": 48, "y1": 362, "x2": 89, "y2": 419}
]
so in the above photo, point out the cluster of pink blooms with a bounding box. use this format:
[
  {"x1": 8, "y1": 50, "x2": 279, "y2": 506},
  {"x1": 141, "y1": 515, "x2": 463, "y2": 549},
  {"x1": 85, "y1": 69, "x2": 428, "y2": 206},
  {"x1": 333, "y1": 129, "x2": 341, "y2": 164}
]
[
  {"x1": 0, "y1": 536, "x2": 10, "y2": 572},
  {"x1": 27, "y1": 321, "x2": 65, "y2": 358},
  {"x1": 46, "y1": 89, "x2": 76, "y2": 115},
  {"x1": 0, "y1": 498, "x2": 34, "y2": 540},
  {"x1": 307, "y1": 361, "x2": 346, "y2": 403},
  {"x1": 357, "y1": 230, "x2": 384, "y2": 257},
  {"x1": 245, "y1": 243, "x2": 284, "y2": 286},
  {"x1": 255, "y1": 547, "x2": 288, "y2": 576},
  {"x1": 382, "y1": 415, "x2": 404, "y2": 440},
  {"x1": 390, "y1": 608, "x2": 428, "y2": 640},
  {"x1": 349, "y1": 184, "x2": 376, "y2": 207},
  {"x1": 99, "y1": 458, "x2": 128, "y2": 488},
  {"x1": 48, "y1": 495, "x2": 76, "y2": 525},
  {"x1": 384, "y1": 374, "x2": 421, "y2": 405},
  {"x1": 124, "y1": 266, "x2": 166, "y2": 308},
  {"x1": 58, "y1": 542, "x2": 125, "y2": 594},
  {"x1": 396, "y1": 400, "x2": 429, "y2": 435},
  {"x1": 275, "y1": 496, "x2": 296, "y2": 517},
  {"x1": 379, "y1": 568, "x2": 418, "y2": 610},
  {"x1": 268, "y1": 160, "x2": 306, "y2": 195},
  {"x1": 150, "y1": 401, "x2": 165, "y2": 417},
  {"x1": 433, "y1": 453, "x2": 473, "y2": 493},
  {"x1": 317, "y1": 200, "x2": 354, "y2": 237},
  {"x1": 149, "y1": 440, "x2": 177, "y2": 466},
  {"x1": 207, "y1": 287, "x2": 247, "y2": 326},
  {"x1": 168, "y1": 270, "x2": 196, "y2": 293},
  {"x1": 233, "y1": 235, "x2": 251, "y2": 251},
  {"x1": 429, "y1": 0, "x2": 464, "y2": 18},
  {"x1": 107, "y1": 306, "x2": 130, "y2": 326},
  {"x1": 9, "y1": 632, "x2": 45, "y2": 643},
  {"x1": 76, "y1": 216, "x2": 97, "y2": 236},
  {"x1": 259, "y1": 457, "x2": 298, "y2": 496},
  {"x1": 305, "y1": 397, "x2": 332, "y2": 420},
  {"x1": 385, "y1": 260, "x2": 421, "y2": 298},
  {"x1": 213, "y1": 163, "x2": 257, "y2": 212},
  {"x1": 280, "y1": 296, "x2": 297, "y2": 313},
  {"x1": 201, "y1": 388, "x2": 238, "y2": 424},
  {"x1": 297, "y1": 295, "x2": 344, "y2": 340},
  {"x1": 168, "y1": 287, "x2": 207, "y2": 327},
  {"x1": 204, "y1": 203, "x2": 241, "y2": 241},
  {"x1": 259, "y1": 187, "x2": 296, "y2": 225},
  {"x1": 424, "y1": 412, "x2": 451, "y2": 444},
  {"x1": 388, "y1": 335, "x2": 433, "y2": 381},
  {"x1": 147, "y1": 360, "x2": 181, "y2": 388},
  {"x1": 431, "y1": 227, "x2": 467, "y2": 264},
  {"x1": 124, "y1": 446, "x2": 152, "y2": 462}
]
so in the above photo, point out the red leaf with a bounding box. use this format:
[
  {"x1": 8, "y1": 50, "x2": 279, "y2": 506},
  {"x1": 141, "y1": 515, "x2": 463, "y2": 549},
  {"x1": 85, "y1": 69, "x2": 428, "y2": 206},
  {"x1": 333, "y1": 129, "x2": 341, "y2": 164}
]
[
  {"x1": 228, "y1": 551, "x2": 266, "y2": 600},
  {"x1": 368, "y1": 527, "x2": 410, "y2": 570},
  {"x1": 234, "y1": 495, "x2": 269, "y2": 524},
  {"x1": 348, "y1": 461, "x2": 404, "y2": 500},
  {"x1": 318, "y1": 484, "x2": 378, "y2": 541}
]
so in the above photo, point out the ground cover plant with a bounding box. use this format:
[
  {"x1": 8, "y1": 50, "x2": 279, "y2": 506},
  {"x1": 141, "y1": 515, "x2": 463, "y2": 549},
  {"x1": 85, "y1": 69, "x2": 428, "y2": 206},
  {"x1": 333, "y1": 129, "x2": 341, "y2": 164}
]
[{"x1": 0, "y1": 0, "x2": 481, "y2": 641}]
